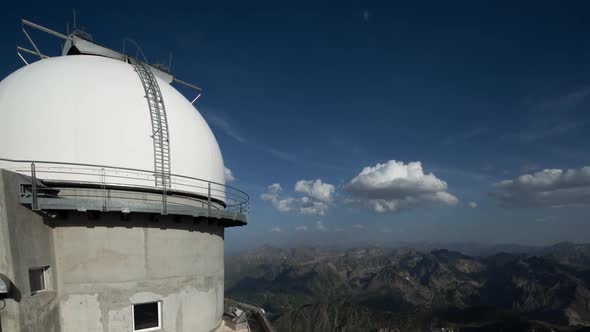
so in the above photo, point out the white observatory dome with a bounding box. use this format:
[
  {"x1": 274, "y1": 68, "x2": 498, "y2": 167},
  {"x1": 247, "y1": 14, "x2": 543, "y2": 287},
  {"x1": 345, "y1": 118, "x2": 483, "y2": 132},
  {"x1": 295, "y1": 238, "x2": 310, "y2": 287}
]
[{"x1": 0, "y1": 55, "x2": 226, "y2": 191}]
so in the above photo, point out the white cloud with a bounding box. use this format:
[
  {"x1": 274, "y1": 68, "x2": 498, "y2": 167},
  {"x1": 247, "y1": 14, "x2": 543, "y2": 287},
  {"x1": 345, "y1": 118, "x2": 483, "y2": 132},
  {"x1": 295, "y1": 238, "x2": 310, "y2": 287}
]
[
  {"x1": 345, "y1": 160, "x2": 458, "y2": 212},
  {"x1": 224, "y1": 167, "x2": 235, "y2": 182},
  {"x1": 261, "y1": 183, "x2": 283, "y2": 205},
  {"x1": 294, "y1": 179, "x2": 335, "y2": 202},
  {"x1": 352, "y1": 224, "x2": 365, "y2": 229},
  {"x1": 299, "y1": 199, "x2": 329, "y2": 216},
  {"x1": 270, "y1": 227, "x2": 283, "y2": 233},
  {"x1": 468, "y1": 201, "x2": 478, "y2": 208},
  {"x1": 268, "y1": 183, "x2": 283, "y2": 193},
  {"x1": 316, "y1": 220, "x2": 327, "y2": 231},
  {"x1": 295, "y1": 225, "x2": 308, "y2": 231},
  {"x1": 493, "y1": 166, "x2": 590, "y2": 208},
  {"x1": 261, "y1": 183, "x2": 330, "y2": 216},
  {"x1": 261, "y1": 184, "x2": 296, "y2": 212}
]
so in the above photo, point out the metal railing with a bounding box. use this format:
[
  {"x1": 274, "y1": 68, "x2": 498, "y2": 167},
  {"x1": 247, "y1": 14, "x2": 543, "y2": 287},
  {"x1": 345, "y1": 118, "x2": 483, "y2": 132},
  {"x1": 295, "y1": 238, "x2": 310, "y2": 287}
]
[{"x1": 0, "y1": 158, "x2": 249, "y2": 220}]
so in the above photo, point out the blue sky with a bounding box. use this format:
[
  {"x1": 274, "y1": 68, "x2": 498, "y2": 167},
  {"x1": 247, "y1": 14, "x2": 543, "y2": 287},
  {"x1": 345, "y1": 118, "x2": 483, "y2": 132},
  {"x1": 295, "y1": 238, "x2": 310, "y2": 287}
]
[{"x1": 1, "y1": 1, "x2": 590, "y2": 251}]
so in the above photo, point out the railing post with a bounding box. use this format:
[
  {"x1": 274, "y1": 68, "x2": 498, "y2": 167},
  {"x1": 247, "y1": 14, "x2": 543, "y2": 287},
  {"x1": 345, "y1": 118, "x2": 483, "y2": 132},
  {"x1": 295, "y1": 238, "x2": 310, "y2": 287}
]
[
  {"x1": 207, "y1": 182, "x2": 211, "y2": 218},
  {"x1": 162, "y1": 174, "x2": 168, "y2": 215},
  {"x1": 31, "y1": 162, "x2": 38, "y2": 211},
  {"x1": 101, "y1": 168, "x2": 107, "y2": 212}
]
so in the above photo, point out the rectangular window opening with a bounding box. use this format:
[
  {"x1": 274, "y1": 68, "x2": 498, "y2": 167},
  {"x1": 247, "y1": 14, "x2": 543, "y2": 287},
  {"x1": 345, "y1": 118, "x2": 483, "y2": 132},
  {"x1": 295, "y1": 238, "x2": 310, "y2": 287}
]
[
  {"x1": 28, "y1": 266, "x2": 50, "y2": 295},
  {"x1": 133, "y1": 301, "x2": 162, "y2": 332}
]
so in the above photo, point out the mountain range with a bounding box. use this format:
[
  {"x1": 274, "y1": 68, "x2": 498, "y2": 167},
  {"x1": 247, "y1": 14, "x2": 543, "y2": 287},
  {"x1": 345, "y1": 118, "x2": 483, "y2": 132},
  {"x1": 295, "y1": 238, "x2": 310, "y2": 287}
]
[{"x1": 225, "y1": 242, "x2": 590, "y2": 332}]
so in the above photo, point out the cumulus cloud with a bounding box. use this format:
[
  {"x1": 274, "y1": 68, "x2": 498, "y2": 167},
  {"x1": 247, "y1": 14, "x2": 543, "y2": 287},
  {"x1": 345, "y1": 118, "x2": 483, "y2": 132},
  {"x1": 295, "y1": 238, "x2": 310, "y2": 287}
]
[
  {"x1": 493, "y1": 166, "x2": 590, "y2": 208},
  {"x1": 316, "y1": 220, "x2": 327, "y2": 231},
  {"x1": 468, "y1": 201, "x2": 478, "y2": 208},
  {"x1": 224, "y1": 167, "x2": 235, "y2": 182},
  {"x1": 262, "y1": 184, "x2": 301, "y2": 212},
  {"x1": 353, "y1": 224, "x2": 365, "y2": 229},
  {"x1": 295, "y1": 225, "x2": 308, "y2": 231},
  {"x1": 295, "y1": 179, "x2": 335, "y2": 202},
  {"x1": 298, "y1": 198, "x2": 330, "y2": 216},
  {"x1": 345, "y1": 160, "x2": 458, "y2": 212},
  {"x1": 269, "y1": 227, "x2": 283, "y2": 233},
  {"x1": 261, "y1": 183, "x2": 330, "y2": 216}
]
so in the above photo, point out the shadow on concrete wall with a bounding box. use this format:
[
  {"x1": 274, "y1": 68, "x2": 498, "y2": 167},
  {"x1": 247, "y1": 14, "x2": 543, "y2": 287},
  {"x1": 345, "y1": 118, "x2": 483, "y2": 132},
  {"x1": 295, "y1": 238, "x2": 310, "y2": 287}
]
[{"x1": 43, "y1": 211, "x2": 224, "y2": 240}]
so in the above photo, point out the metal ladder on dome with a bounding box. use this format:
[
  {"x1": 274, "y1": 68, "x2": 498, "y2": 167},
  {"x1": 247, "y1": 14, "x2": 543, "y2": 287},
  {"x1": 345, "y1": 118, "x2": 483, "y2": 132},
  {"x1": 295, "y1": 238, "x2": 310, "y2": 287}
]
[{"x1": 129, "y1": 58, "x2": 171, "y2": 193}]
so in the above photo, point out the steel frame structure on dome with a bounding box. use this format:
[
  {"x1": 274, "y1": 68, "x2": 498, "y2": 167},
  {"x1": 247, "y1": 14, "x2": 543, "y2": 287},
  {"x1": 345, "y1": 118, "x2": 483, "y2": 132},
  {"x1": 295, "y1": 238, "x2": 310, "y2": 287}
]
[{"x1": 17, "y1": 19, "x2": 203, "y2": 103}]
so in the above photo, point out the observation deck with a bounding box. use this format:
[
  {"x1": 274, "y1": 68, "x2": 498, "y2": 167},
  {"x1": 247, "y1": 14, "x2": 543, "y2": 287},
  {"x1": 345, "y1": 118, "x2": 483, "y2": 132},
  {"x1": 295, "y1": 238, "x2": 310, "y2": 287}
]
[{"x1": 0, "y1": 158, "x2": 248, "y2": 227}]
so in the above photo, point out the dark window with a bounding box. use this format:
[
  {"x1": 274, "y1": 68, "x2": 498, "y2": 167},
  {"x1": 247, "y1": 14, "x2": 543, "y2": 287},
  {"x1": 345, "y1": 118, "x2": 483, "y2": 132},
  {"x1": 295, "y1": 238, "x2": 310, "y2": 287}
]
[
  {"x1": 28, "y1": 267, "x2": 46, "y2": 294},
  {"x1": 133, "y1": 301, "x2": 161, "y2": 331}
]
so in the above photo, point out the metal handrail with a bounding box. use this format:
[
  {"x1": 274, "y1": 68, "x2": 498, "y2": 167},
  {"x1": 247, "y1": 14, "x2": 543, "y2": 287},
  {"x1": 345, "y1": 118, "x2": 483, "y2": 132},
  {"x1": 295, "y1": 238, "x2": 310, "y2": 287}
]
[{"x1": 0, "y1": 157, "x2": 249, "y2": 218}]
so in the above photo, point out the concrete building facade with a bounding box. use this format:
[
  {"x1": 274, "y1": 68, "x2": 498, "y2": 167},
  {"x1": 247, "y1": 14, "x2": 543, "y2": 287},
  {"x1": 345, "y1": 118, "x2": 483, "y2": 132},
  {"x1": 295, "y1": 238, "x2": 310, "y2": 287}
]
[{"x1": 0, "y1": 170, "x2": 234, "y2": 332}]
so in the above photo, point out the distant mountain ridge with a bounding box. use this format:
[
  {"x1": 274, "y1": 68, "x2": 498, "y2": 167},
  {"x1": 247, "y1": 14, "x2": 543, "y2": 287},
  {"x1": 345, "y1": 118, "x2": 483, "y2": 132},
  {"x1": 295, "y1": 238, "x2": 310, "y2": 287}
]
[{"x1": 226, "y1": 242, "x2": 590, "y2": 332}]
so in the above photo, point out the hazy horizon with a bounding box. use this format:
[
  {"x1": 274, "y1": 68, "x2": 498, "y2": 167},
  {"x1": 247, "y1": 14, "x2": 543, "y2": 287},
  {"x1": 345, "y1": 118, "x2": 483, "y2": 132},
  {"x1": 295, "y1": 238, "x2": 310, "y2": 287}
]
[{"x1": 224, "y1": 237, "x2": 589, "y2": 256}]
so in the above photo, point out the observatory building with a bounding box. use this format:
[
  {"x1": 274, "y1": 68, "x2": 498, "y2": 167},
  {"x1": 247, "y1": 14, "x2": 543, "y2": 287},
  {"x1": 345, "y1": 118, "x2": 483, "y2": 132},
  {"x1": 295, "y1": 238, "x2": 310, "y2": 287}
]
[{"x1": 0, "y1": 20, "x2": 248, "y2": 332}]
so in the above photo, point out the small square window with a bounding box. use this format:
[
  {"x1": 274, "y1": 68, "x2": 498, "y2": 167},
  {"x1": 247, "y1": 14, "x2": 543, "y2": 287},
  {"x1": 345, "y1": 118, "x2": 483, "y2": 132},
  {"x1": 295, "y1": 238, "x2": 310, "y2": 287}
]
[
  {"x1": 132, "y1": 301, "x2": 162, "y2": 332},
  {"x1": 28, "y1": 266, "x2": 50, "y2": 294}
]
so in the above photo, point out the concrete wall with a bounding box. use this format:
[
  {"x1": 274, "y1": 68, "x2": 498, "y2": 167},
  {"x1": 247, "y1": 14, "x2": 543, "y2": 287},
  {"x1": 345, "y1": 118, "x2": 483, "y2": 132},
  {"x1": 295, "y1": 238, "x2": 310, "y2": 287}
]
[
  {"x1": 0, "y1": 170, "x2": 60, "y2": 332},
  {"x1": 54, "y1": 216, "x2": 225, "y2": 332},
  {"x1": 0, "y1": 170, "x2": 227, "y2": 332}
]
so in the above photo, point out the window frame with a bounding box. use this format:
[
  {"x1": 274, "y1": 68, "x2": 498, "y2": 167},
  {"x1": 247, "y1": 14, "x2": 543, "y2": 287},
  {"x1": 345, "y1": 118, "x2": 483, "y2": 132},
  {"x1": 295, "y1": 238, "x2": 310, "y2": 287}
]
[
  {"x1": 132, "y1": 301, "x2": 162, "y2": 332},
  {"x1": 28, "y1": 266, "x2": 50, "y2": 295}
]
